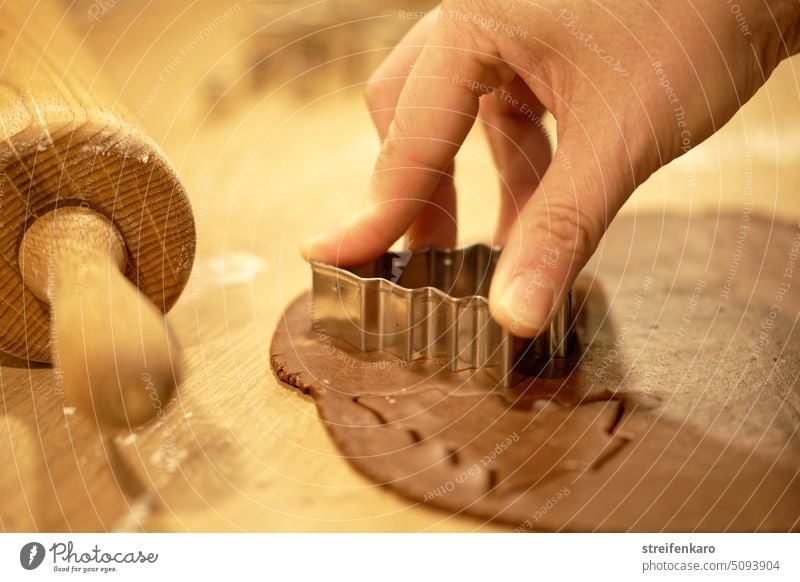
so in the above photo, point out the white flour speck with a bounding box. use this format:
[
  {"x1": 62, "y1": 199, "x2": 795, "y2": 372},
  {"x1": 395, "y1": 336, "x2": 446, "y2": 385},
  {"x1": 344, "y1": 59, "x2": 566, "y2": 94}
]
[
  {"x1": 116, "y1": 433, "x2": 138, "y2": 446},
  {"x1": 189, "y1": 252, "x2": 268, "y2": 296}
]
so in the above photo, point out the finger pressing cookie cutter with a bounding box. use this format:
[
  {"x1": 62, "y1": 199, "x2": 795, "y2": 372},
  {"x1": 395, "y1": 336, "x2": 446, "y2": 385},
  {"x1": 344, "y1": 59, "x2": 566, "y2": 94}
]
[{"x1": 310, "y1": 245, "x2": 575, "y2": 387}]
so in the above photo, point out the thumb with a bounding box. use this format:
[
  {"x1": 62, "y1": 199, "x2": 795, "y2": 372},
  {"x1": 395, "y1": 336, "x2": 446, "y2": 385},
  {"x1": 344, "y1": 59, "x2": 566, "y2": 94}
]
[{"x1": 489, "y1": 130, "x2": 632, "y2": 337}]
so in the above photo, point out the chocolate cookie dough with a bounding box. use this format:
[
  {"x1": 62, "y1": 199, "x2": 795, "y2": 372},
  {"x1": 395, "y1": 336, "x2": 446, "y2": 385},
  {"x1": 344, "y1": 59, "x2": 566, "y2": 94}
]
[{"x1": 270, "y1": 214, "x2": 800, "y2": 531}]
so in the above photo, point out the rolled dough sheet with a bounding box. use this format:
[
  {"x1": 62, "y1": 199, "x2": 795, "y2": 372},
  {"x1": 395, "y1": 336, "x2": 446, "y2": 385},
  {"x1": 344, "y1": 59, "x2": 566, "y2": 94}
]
[{"x1": 270, "y1": 214, "x2": 800, "y2": 531}]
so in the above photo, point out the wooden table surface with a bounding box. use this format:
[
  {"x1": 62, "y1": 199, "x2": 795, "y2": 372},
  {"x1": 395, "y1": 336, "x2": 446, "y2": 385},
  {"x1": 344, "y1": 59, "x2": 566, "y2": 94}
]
[{"x1": 2, "y1": 0, "x2": 799, "y2": 532}]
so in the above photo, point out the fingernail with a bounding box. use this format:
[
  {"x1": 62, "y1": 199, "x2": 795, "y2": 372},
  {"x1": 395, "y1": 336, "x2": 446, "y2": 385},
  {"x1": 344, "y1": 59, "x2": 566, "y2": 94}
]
[
  {"x1": 302, "y1": 211, "x2": 364, "y2": 260},
  {"x1": 494, "y1": 273, "x2": 554, "y2": 337},
  {"x1": 299, "y1": 235, "x2": 320, "y2": 261}
]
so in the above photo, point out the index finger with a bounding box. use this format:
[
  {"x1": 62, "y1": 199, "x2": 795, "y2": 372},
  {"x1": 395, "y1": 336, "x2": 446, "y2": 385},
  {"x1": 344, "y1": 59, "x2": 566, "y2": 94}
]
[{"x1": 303, "y1": 18, "x2": 513, "y2": 265}]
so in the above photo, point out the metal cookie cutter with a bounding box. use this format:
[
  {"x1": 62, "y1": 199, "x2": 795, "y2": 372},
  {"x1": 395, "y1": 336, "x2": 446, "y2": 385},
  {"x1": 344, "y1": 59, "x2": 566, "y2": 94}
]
[{"x1": 310, "y1": 245, "x2": 575, "y2": 387}]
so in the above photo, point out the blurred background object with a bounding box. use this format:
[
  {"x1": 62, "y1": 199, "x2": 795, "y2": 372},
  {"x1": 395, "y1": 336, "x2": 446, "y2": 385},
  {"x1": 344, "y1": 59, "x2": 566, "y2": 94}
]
[
  {"x1": 64, "y1": 0, "x2": 800, "y2": 230},
  {"x1": 68, "y1": 0, "x2": 437, "y2": 115}
]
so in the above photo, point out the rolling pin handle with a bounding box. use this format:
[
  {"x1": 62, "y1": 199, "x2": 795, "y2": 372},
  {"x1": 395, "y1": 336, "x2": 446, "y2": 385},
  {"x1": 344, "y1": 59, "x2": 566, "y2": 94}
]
[{"x1": 18, "y1": 206, "x2": 181, "y2": 428}]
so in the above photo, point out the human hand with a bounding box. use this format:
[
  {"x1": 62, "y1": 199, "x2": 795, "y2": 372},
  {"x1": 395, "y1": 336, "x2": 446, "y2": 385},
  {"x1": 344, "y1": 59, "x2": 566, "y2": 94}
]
[{"x1": 302, "y1": 0, "x2": 800, "y2": 337}]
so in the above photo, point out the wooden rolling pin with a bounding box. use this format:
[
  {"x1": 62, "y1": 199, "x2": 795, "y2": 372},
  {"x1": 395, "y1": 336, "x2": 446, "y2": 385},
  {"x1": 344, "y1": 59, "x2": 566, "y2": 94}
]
[{"x1": 0, "y1": 2, "x2": 196, "y2": 427}]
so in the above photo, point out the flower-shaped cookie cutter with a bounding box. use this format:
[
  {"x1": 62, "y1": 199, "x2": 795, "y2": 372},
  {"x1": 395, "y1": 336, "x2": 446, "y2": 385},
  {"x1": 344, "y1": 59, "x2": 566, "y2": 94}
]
[{"x1": 310, "y1": 245, "x2": 575, "y2": 387}]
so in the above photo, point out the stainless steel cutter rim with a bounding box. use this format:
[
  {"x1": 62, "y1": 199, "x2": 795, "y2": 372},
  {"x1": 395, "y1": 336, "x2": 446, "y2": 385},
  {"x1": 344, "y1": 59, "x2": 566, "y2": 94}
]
[
  {"x1": 310, "y1": 244, "x2": 574, "y2": 387},
  {"x1": 311, "y1": 245, "x2": 503, "y2": 366},
  {"x1": 312, "y1": 260, "x2": 508, "y2": 377}
]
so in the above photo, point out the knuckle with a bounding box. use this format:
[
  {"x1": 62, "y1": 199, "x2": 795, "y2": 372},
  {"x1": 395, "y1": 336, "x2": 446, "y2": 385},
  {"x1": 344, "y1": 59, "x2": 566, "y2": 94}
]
[
  {"x1": 531, "y1": 199, "x2": 598, "y2": 264},
  {"x1": 380, "y1": 126, "x2": 442, "y2": 173}
]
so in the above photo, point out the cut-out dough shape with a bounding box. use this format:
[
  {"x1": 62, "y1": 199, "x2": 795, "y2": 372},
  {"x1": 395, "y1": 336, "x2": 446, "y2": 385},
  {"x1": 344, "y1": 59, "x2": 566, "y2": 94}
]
[{"x1": 271, "y1": 215, "x2": 800, "y2": 531}]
